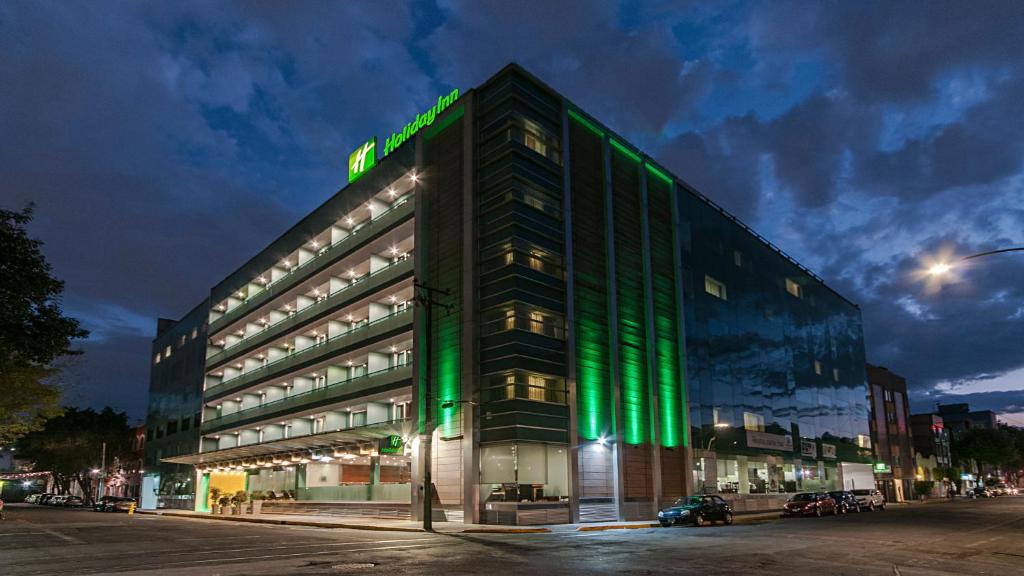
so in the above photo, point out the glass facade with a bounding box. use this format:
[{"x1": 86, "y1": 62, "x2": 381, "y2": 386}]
[{"x1": 679, "y1": 190, "x2": 872, "y2": 495}]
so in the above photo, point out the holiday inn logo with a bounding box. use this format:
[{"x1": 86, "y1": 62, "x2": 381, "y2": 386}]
[
  {"x1": 346, "y1": 88, "x2": 460, "y2": 184},
  {"x1": 348, "y1": 137, "x2": 377, "y2": 183}
]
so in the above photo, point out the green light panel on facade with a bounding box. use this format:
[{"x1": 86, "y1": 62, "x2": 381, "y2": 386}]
[
  {"x1": 569, "y1": 116, "x2": 612, "y2": 441},
  {"x1": 610, "y1": 138, "x2": 642, "y2": 164},
  {"x1": 568, "y1": 108, "x2": 604, "y2": 137},
  {"x1": 646, "y1": 163, "x2": 673, "y2": 185},
  {"x1": 647, "y1": 172, "x2": 685, "y2": 447},
  {"x1": 611, "y1": 145, "x2": 648, "y2": 446}
]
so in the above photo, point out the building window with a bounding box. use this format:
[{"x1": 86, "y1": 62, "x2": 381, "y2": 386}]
[
  {"x1": 192, "y1": 327, "x2": 198, "y2": 340},
  {"x1": 743, "y1": 412, "x2": 765, "y2": 432},
  {"x1": 704, "y1": 275, "x2": 727, "y2": 300},
  {"x1": 733, "y1": 250, "x2": 743, "y2": 267},
  {"x1": 832, "y1": 368, "x2": 840, "y2": 382},
  {"x1": 154, "y1": 353, "x2": 161, "y2": 365},
  {"x1": 786, "y1": 278, "x2": 802, "y2": 298},
  {"x1": 164, "y1": 346, "x2": 172, "y2": 359},
  {"x1": 814, "y1": 360, "x2": 822, "y2": 375}
]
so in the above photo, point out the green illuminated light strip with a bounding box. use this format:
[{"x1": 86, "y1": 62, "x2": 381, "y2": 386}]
[
  {"x1": 646, "y1": 163, "x2": 672, "y2": 185},
  {"x1": 568, "y1": 108, "x2": 604, "y2": 137},
  {"x1": 610, "y1": 139, "x2": 642, "y2": 164},
  {"x1": 612, "y1": 152, "x2": 648, "y2": 446},
  {"x1": 571, "y1": 121, "x2": 611, "y2": 441},
  {"x1": 648, "y1": 176, "x2": 684, "y2": 448}
]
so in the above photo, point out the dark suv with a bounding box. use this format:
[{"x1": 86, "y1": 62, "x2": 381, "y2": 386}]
[
  {"x1": 658, "y1": 495, "x2": 733, "y2": 527},
  {"x1": 828, "y1": 491, "x2": 860, "y2": 514}
]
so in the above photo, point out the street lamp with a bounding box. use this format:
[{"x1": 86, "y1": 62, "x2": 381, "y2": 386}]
[
  {"x1": 917, "y1": 247, "x2": 1023, "y2": 293},
  {"x1": 923, "y1": 247, "x2": 1024, "y2": 278}
]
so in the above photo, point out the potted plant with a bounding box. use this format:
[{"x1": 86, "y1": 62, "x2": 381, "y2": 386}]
[
  {"x1": 249, "y1": 490, "x2": 265, "y2": 515},
  {"x1": 218, "y1": 495, "x2": 232, "y2": 515},
  {"x1": 232, "y1": 490, "x2": 248, "y2": 514},
  {"x1": 209, "y1": 487, "x2": 222, "y2": 514}
]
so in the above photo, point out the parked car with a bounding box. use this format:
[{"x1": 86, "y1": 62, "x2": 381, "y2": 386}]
[
  {"x1": 828, "y1": 490, "x2": 860, "y2": 514},
  {"x1": 37, "y1": 493, "x2": 57, "y2": 505},
  {"x1": 47, "y1": 495, "x2": 66, "y2": 505},
  {"x1": 852, "y1": 489, "x2": 886, "y2": 511},
  {"x1": 993, "y1": 484, "x2": 1013, "y2": 496},
  {"x1": 94, "y1": 496, "x2": 135, "y2": 512},
  {"x1": 782, "y1": 492, "x2": 838, "y2": 517},
  {"x1": 657, "y1": 495, "x2": 734, "y2": 527},
  {"x1": 970, "y1": 486, "x2": 995, "y2": 498},
  {"x1": 110, "y1": 498, "x2": 137, "y2": 512},
  {"x1": 61, "y1": 495, "x2": 85, "y2": 507},
  {"x1": 23, "y1": 493, "x2": 41, "y2": 504}
]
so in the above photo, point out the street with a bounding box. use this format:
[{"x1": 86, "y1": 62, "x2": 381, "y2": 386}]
[{"x1": 2, "y1": 498, "x2": 1024, "y2": 575}]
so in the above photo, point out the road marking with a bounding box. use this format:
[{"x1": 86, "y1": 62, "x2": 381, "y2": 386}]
[
  {"x1": 892, "y1": 565, "x2": 902, "y2": 576},
  {"x1": 14, "y1": 519, "x2": 85, "y2": 545},
  {"x1": 159, "y1": 537, "x2": 432, "y2": 556},
  {"x1": 153, "y1": 542, "x2": 441, "y2": 567}
]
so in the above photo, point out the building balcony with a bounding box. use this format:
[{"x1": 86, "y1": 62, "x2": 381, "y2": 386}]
[
  {"x1": 201, "y1": 363, "x2": 413, "y2": 435},
  {"x1": 204, "y1": 307, "x2": 413, "y2": 402},
  {"x1": 208, "y1": 195, "x2": 414, "y2": 335},
  {"x1": 206, "y1": 257, "x2": 414, "y2": 371}
]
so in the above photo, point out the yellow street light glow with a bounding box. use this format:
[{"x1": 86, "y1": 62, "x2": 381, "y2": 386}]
[{"x1": 927, "y1": 263, "x2": 952, "y2": 276}]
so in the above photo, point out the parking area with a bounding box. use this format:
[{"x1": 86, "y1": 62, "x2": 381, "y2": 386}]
[{"x1": 2, "y1": 497, "x2": 1024, "y2": 575}]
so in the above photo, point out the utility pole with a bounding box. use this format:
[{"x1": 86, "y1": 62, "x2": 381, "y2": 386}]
[{"x1": 414, "y1": 280, "x2": 452, "y2": 532}]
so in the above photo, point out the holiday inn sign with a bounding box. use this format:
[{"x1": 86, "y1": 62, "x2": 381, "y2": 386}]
[{"x1": 347, "y1": 88, "x2": 461, "y2": 183}]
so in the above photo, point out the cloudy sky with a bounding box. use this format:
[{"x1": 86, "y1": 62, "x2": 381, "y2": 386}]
[{"x1": 2, "y1": 1, "x2": 1022, "y2": 424}]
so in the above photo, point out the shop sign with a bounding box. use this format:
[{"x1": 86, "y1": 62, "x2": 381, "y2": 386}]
[
  {"x1": 746, "y1": 430, "x2": 793, "y2": 452},
  {"x1": 347, "y1": 88, "x2": 461, "y2": 183},
  {"x1": 348, "y1": 137, "x2": 377, "y2": 183},
  {"x1": 873, "y1": 462, "x2": 892, "y2": 474},
  {"x1": 800, "y1": 439, "x2": 817, "y2": 458},
  {"x1": 822, "y1": 443, "x2": 837, "y2": 459},
  {"x1": 378, "y1": 435, "x2": 404, "y2": 455}
]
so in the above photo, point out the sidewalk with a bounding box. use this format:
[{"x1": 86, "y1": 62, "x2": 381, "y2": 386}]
[{"x1": 137, "y1": 508, "x2": 780, "y2": 533}]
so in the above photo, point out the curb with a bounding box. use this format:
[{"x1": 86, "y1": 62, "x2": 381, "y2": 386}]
[
  {"x1": 138, "y1": 510, "x2": 552, "y2": 534},
  {"x1": 576, "y1": 523, "x2": 659, "y2": 531},
  {"x1": 136, "y1": 510, "x2": 424, "y2": 532}
]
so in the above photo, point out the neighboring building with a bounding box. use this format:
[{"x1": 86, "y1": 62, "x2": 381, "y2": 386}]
[
  {"x1": 142, "y1": 303, "x2": 208, "y2": 510},
  {"x1": 911, "y1": 413, "x2": 953, "y2": 497},
  {"x1": 866, "y1": 365, "x2": 915, "y2": 502},
  {"x1": 104, "y1": 424, "x2": 146, "y2": 500},
  {"x1": 936, "y1": 403, "x2": 998, "y2": 436},
  {"x1": 156, "y1": 63, "x2": 872, "y2": 524}
]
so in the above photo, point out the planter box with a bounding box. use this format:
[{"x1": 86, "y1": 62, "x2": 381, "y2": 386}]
[{"x1": 251, "y1": 501, "x2": 263, "y2": 515}]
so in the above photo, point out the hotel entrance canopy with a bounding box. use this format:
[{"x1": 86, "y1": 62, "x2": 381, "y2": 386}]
[{"x1": 162, "y1": 420, "x2": 411, "y2": 467}]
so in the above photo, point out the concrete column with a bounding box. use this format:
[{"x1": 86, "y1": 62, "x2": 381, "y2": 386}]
[
  {"x1": 290, "y1": 376, "x2": 312, "y2": 395},
  {"x1": 267, "y1": 346, "x2": 287, "y2": 363},
  {"x1": 330, "y1": 225, "x2": 348, "y2": 245},
  {"x1": 366, "y1": 402, "x2": 389, "y2": 425},
  {"x1": 370, "y1": 455, "x2": 381, "y2": 484},
  {"x1": 225, "y1": 296, "x2": 242, "y2": 312},
  {"x1": 328, "y1": 320, "x2": 347, "y2": 339},
  {"x1": 297, "y1": 248, "x2": 314, "y2": 266},
  {"x1": 224, "y1": 334, "x2": 242, "y2": 348},
  {"x1": 367, "y1": 351, "x2": 389, "y2": 374},
  {"x1": 262, "y1": 424, "x2": 284, "y2": 442},
  {"x1": 370, "y1": 254, "x2": 390, "y2": 274},
  {"x1": 269, "y1": 266, "x2": 288, "y2": 283},
  {"x1": 295, "y1": 295, "x2": 313, "y2": 313},
  {"x1": 264, "y1": 386, "x2": 286, "y2": 403},
  {"x1": 239, "y1": 429, "x2": 259, "y2": 446},
  {"x1": 244, "y1": 322, "x2": 262, "y2": 337},
  {"x1": 327, "y1": 365, "x2": 345, "y2": 385},
  {"x1": 267, "y1": 310, "x2": 287, "y2": 325},
  {"x1": 324, "y1": 411, "x2": 347, "y2": 431},
  {"x1": 220, "y1": 399, "x2": 240, "y2": 415},
  {"x1": 366, "y1": 198, "x2": 388, "y2": 219},
  {"x1": 368, "y1": 302, "x2": 389, "y2": 322},
  {"x1": 241, "y1": 393, "x2": 261, "y2": 410},
  {"x1": 243, "y1": 358, "x2": 261, "y2": 374},
  {"x1": 329, "y1": 276, "x2": 349, "y2": 295},
  {"x1": 294, "y1": 335, "x2": 314, "y2": 353}
]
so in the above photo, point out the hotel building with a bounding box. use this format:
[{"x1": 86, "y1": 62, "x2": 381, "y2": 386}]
[{"x1": 146, "y1": 63, "x2": 873, "y2": 524}]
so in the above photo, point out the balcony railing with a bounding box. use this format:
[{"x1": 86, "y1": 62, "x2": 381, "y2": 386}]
[
  {"x1": 204, "y1": 307, "x2": 413, "y2": 401},
  {"x1": 206, "y1": 256, "x2": 414, "y2": 370},
  {"x1": 201, "y1": 363, "x2": 413, "y2": 435},
  {"x1": 209, "y1": 194, "x2": 414, "y2": 334}
]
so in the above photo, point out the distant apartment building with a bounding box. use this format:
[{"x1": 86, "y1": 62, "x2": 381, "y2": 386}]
[
  {"x1": 936, "y1": 403, "x2": 998, "y2": 436},
  {"x1": 910, "y1": 412, "x2": 953, "y2": 495},
  {"x1": 866, "y1": 364, "x2": 915, "y2": 502}
]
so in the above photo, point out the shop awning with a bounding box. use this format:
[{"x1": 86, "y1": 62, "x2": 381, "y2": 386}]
[{"x1": 162, "y1": 420, "x2": 413, "y2": 466}]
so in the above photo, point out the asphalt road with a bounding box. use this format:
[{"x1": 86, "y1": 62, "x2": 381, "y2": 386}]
[{"x1": 2, "y1": 497, "x2": 1023, "y2": 575}]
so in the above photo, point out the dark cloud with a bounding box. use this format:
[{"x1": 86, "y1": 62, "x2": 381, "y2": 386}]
[{"x1": 2, "y1": 1, "x2": 1022, "y2": 422}]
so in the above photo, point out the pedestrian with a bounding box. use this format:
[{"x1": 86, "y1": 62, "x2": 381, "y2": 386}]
[{"x1": 0, "y1": 497, "x2": 5, "y2": 520}]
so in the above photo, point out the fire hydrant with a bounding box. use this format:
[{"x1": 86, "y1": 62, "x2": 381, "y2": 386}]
[{"x1": 128, "y1": 502, "x2": 136, "y2": 515}]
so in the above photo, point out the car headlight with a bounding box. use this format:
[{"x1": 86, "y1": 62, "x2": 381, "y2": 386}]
[
  {"x1": 679, "y1": 510, "x2": 690, "y2": 516},
  {"x1": 658, "y1": 511, "x2": 664, "y2": 517}
]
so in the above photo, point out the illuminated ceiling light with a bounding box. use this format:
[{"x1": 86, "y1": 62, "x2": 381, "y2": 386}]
[
  {"x1": 408, "y1": 172, "x2": 419, "y2": 183},
  {"x1": 388, "y1": 295, "x2": 397, "y2": 303},
  {"x1": 347, "y1": 269, "x2": 356, "y2": 278},
  {"x1": 597, "y1": 435, "x2": 607, "y2": 446},
  {"x1": 313, "y1": 288, "x2": 321, "y2": 296},
  {"x1": 346, "y1": 314, "x2": 354, "y2": 322},
  {"x1": 344, "y1": 216, "x2": 355, "y2": 226},
  {"x1": 389, "y1": 345, "x2": 397, "y2": 352},
  {"x1": 346, "y1": 360, "x2": 353, "y2": 366},
  {"x1": 237, "y1": 292, "x2": 244, "y2": 298},
  {"x1": 387, "y1": 187, "x2": 397, "y2": 198},
  {"x1": 311, "y1": 240, "x2": 320, "y2": 249},
  {"x1": 257, "y1": 276, "x2": 267, "y2": 284}
]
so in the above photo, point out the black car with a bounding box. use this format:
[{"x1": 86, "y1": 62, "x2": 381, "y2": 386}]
[
  {"x1": 658, "y1": 495, "x2": 733, "y2": 527},
  {"x1": 828, "y1": 490, "x2": 860, "y2": 514},
  {"x1": 970, "y1": 486, "x2": 995, "y2": 498}
]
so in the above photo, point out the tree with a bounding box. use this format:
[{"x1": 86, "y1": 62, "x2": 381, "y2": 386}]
[
  {"x1": 953, "y1": 427, "x2": 1020, "y2": 475},
  {"x1": 16, "y1": 407, "x2": 131, "y2": 498},
  {"x1": 0, "y1": 205, "x2": 88, "y2": 443}
]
